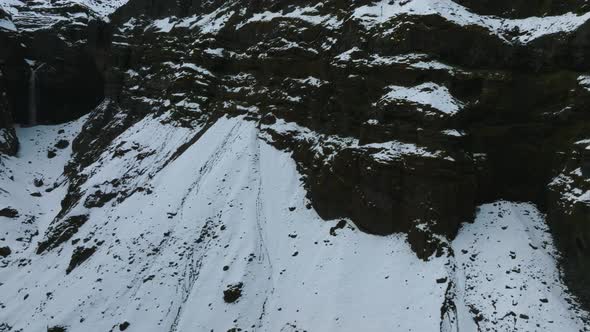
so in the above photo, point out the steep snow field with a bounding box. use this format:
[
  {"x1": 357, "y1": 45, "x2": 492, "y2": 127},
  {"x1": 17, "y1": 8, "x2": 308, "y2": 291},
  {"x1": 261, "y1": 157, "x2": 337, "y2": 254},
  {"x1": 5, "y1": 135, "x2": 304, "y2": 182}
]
[
  {"x1": 0, "y1": 114, "x2": 588, "y2": 331},
  {"x1": 451, "y1": 202, "x2": 588, "y2": 331}
]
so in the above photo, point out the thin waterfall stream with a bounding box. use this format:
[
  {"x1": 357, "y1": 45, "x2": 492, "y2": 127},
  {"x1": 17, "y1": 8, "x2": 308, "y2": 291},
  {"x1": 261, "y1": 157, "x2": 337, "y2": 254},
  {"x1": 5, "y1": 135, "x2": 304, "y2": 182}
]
[{"x1": 28, "y1": 63, "x2": 44, "y2": 126}]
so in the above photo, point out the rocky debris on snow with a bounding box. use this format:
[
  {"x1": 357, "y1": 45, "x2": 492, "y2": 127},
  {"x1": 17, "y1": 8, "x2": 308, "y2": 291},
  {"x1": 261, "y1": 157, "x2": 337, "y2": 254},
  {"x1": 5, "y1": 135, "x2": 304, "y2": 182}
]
[
  {"x1": 329, "y1": 220, "x2": 347, "y2": 236},
  {"x1": 33, "y1": 178, "x2": 44, "y2": 187},
  {"x1": 37, "y1": 215, "x2": 90, "y2": 254},
  {"x1": 0, "y1": 246, "x2": 11, "y2": 257},
  {"x1": 223, "y1": 282, "x2": 243, "y2": 303},
  {"x1": 0, "y1": 207, "x2": 18, "y2": 218},
  {"x1": 55, "y1": 139, "x2": 70, "y2": 149},
  {"x1": 47, "y1": 326, "x2": 67, "y2": 332},
  {"x1": 66, "y1": 246, "x2": 97, "y2": 274},
  {"x1": 118, "y1": 322, "x2": 130, "y2": 331},
  {"x1": 83, "y1": 190, "x2": 117, "y2": 208}
]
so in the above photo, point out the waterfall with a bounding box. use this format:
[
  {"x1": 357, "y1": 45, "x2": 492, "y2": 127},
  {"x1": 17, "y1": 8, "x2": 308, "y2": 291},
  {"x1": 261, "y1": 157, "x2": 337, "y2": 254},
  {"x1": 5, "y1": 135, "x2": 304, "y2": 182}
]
[
  {"x1": 27, "y1": 63, "x2": 44, "y2": 126},
  {"x1": 28, "y1": 67, "x2": 37, "y2": 126}
]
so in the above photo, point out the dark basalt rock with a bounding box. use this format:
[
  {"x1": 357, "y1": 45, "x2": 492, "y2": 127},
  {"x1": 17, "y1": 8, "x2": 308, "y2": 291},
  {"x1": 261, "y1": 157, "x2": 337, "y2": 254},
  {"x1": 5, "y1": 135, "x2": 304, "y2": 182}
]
[
  {"x1": 329, "y1": 220, "x2": 347, "y2": 236},
  {"x1": 54, "y1": 139, "x2": 70, "y2": 149},
  {"x1": 453, "y1": 0, "x2": 590, "y2": 18},
  {"x1": 307, "y1": 148, "x2": 477, "y2": 239},
  {"x1": 223, "y1": 282, "x2": 244, "y2": 303},
  {"x1": 119, "y1": 322, "x2": 130, "y2": 331},
  {"x1": 436, "y1": 277, "x2": 448, "y2": 284},
  {"x1": 0, "y1": 207, "x2": 19, "y2": 218},
  {"x1": 547, "y1": 190, "x2": 590, "y2": 308},
  {"x1": 47, "y1": 326, "x2": 67, "y2": 332},
  {"x1": 66, "y1": 246, "x2": 97, "y2": 274},
  {"x1": 37, "y1": 215, "x2": 89, "y2": 254}
]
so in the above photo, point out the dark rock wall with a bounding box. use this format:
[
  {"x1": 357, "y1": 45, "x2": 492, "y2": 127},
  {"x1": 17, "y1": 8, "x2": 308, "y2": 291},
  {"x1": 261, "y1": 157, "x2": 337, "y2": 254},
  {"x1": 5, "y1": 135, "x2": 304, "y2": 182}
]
[
  {"x1": 0, "y1": 5, "x2": 109, "y2": 126},
  {"x1": 19, "y1": 23, "x2": 107, "y2": 124},
  {"x1": 0, "y1": 72, "x2": 18, "y2": 156}
]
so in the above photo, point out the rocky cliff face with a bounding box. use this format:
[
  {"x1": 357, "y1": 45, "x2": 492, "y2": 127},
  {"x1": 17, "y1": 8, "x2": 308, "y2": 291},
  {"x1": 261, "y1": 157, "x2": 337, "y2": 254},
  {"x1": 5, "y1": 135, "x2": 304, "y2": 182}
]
[
  {"x1": 104, "y1": 0, "x2": 590, "y2": 299},
  {"x1": 1, "y1": 0, "x2": 590, "y2": 331}
]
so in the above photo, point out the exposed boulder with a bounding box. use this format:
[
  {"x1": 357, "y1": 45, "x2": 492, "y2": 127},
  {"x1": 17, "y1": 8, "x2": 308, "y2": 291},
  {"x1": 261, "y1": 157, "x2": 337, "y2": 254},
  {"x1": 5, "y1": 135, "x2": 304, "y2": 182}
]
[
  {"x1": 37, "y1": 215, "x2": 90, "y2": 254},
  {"x1": 0, "y1": 207, "x2": 18, "y2": 218},
  {"x1": 66, "y1": 246, "x2": 97, "y2": 274},
  {"x1": 0, "y1": 246, "x2": 11, "y2": 257},
  {"x1": 223, "y1": 282, "x2": 243, "y2": 303}
]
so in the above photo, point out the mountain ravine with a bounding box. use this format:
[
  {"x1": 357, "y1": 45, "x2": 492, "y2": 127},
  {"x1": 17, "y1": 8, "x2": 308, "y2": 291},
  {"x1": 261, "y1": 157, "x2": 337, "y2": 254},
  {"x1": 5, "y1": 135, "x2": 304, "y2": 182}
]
[{"x1": 1, "y1": 0, "x2": 590, "y2": 331}]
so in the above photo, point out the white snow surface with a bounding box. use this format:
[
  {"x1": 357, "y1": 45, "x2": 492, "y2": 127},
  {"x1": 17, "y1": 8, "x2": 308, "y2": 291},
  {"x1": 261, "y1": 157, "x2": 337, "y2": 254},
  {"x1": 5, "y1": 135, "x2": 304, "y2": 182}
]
[
  {"x1": 451, "y1": 202, "x2": 588, "y2": 331},
  {"x1": 578, "y1": 75, "x2": 590, "y2": 91},
  {"x1": 381, "y1": 82, "x2": 464, "y2": 115},
  {"x1": 150, "y1": 17, "x2": 175, "y2": 33},
  {"x1": 0, "y1": 115, "x2": 588, "y2": 331}
]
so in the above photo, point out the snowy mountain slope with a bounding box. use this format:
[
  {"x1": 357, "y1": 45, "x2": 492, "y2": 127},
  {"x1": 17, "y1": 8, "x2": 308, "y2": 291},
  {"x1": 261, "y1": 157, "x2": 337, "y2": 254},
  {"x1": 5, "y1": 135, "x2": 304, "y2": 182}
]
[
  {"x1": 0, "y1": 113, "x2": 588, "y2": 331},
  {"x1": 450, "y1": 202, "x2": 588, "y2": 331},
  {"x1": 1, "y1": 0, "x2": 590, "y2": 330},
  {"x1": 0, "y1": 118, "x2": 86, "y2": 256},
  {"x1": 69, "y1": 0, "x2": 129, "y2": 17}
]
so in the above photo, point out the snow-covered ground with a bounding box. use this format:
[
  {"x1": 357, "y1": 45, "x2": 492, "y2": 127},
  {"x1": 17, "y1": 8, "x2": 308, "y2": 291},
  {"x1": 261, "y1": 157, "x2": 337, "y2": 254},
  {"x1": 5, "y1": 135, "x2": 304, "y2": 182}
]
[
  {"x1": 0, "y1": 0, "x2": 127, "y2": 17},
  {"x1": 0, "y1": 115, "x2": 588, "y2": 331},
  {"x1": 452, "y1": 202, "x2": 588, "y2": 331}
]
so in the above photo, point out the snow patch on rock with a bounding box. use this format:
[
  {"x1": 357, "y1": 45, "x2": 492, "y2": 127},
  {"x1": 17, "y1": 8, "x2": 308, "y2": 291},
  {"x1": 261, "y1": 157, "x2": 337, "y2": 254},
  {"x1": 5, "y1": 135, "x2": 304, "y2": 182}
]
[{"x1": 381, "y1": 82, "x2": 464, "y2": 115}]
